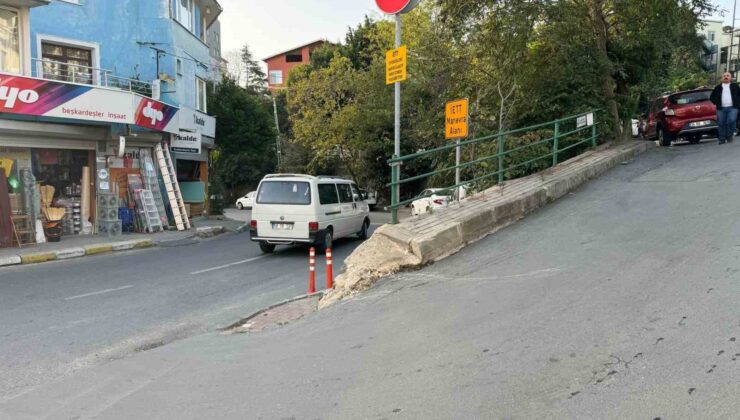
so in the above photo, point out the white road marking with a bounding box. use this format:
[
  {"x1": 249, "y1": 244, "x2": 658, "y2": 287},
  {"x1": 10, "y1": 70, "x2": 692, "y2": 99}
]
[
  {"x1": 64, "y1": 285, "x2": 135, "y2": 301},
  {"x1": 190, "y1": 255, "x2": 267, "y2": 275}
]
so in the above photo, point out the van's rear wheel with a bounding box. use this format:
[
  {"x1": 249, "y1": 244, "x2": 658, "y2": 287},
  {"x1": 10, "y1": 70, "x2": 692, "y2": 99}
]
[
  {"x1": 319, "y1": 229, "x2": 333, "y2": 251},
  {"x1": 259, "y1": 242, "x2": 275, "y2": 253},
  {"x1": 357, "y1": 219, "x2": 369, "y2": 239}
]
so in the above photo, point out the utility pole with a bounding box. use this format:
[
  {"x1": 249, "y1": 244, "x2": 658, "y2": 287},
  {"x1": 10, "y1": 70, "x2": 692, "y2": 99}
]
[
  {"x1": 731, "y1": 0, "x2": 737, "y2": 73},
  {"x1": 272, "y1": 95, "x2": 282, "y2": 172}
]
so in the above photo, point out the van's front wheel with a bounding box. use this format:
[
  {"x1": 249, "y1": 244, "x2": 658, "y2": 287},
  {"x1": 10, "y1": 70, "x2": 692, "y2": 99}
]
[{"x1": 259, "y1": 241, "x2": 275, "y2": 253}]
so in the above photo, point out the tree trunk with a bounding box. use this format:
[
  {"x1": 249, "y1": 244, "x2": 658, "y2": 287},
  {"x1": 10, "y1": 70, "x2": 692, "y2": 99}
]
[{"x1": 590, "y1": 0, "x2": 622, "y2": 138}]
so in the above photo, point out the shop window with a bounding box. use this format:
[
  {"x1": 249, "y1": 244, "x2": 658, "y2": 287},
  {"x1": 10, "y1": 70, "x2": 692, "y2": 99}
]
[
  {"x1": 0, "y1": 7, "x2": 20, "y2": 74},
  {"x1": 176, "y1": 159, "x2": 201, "y2": 182},
  {"x1": 41, "y1": 42, "x2": 93, "y2": 85},
  {"x1": 196, "y1": 77, "x2": 207, "y2": 112}
]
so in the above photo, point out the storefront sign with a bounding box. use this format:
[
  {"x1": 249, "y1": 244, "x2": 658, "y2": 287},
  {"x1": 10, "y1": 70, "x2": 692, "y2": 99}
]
[
  {"x1": 0, "y1": 73, "x2": 183, "y2": 135},
  {"x1": 170, "y1": 132, "x2": 202, "y2": 155},
  {"x1": 178, "y1": 105, "x2": 216, "y2": 138},
  {"x1": 134, "y1": 96, "x2": 179, "y2": 134},
  {"x1": 0, "y1": 74, "x2": 132, "y2": 124}
]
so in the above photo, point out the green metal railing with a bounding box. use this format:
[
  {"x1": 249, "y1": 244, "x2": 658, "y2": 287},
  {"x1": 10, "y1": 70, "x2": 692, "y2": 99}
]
[{"x1": 388, "y1": 111, "x2": 600, "y2": 223}]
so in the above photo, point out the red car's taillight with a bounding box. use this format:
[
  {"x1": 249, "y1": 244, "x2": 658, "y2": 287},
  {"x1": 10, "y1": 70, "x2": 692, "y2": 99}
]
[{"x1": 309, "y1": 222, "x2": 319, "y2": 232}]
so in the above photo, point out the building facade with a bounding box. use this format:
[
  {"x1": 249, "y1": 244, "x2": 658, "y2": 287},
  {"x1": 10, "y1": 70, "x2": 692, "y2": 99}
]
[
  {"x1": 263, "y1": 40, "x2": 325, "y2": 91},
  {"x1": 0, "y1": 0, "x2": 221, "y2": 248}
]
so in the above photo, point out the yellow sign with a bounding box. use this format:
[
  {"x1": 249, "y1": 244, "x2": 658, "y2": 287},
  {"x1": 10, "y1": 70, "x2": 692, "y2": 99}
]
[
  {"x1": 386, "y1": 45, "x2": 407, "y2": 85},
  {"x1": 0, "y1": 158, "x2": 13, "y2": 177},
  {"x1": 445, "y1": 98, "x2": 469, "y2": 139}
]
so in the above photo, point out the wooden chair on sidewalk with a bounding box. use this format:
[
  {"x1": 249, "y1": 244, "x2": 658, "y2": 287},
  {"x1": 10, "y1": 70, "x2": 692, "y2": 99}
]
[{"x1": 12, "y1": 214, "x2": 34, "y2": 247}]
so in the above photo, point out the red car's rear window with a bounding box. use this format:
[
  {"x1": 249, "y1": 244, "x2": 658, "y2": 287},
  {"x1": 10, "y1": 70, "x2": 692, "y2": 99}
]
[{"x1": 669, "y1": 91, "x2": 711, "y2": 105}]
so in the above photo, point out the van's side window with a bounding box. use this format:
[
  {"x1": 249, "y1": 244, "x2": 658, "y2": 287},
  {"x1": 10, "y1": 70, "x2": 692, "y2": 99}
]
[
  {"x1": 337, "y1": 183, "x2": 353, "y2": 203},
  {"x1": 318, "y1": 184, "x2": 339, "y2": 204}
]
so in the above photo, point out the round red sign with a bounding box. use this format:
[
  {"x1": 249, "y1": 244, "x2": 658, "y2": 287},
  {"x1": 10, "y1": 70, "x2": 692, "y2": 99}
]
[{"x1": 375, "y1": 0, "x2": 420, "y2": 15}]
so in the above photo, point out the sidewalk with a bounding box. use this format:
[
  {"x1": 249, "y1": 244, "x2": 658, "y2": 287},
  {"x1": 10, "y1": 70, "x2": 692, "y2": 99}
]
[{"x1": 0, "y1": 216, "x2": 246, "y2": 267}]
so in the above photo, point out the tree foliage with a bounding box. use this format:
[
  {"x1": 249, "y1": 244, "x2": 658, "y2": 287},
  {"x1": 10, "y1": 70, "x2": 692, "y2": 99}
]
[
  {"x1": 245, "y1": 0, "x2": 715, "y2": 202},
  {"x1": 208, "y1": 76, "x2": 276, "y2": 201}
]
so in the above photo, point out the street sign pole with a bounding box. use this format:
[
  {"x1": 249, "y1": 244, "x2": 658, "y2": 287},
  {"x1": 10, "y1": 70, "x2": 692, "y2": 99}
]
[
  {"x1": 455, "y1": 139, "x2": 460, "y2": 204},
  {"x1": 391, "y1": 13, "x2": 402, "y2": 224}
]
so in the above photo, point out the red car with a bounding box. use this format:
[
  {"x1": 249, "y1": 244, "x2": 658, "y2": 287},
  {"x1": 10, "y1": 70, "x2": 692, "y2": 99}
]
[{"x1": 643, "y1": 88, "x2": 718, "y2": 146}]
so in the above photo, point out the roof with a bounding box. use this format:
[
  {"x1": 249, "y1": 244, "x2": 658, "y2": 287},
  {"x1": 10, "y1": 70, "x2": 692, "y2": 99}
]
[
  {"x1": 262, "y1": 40, "x2": 327, "y2": 62},
  {"x1": 262, "y1": 174, "x2": 353, "y2": 183}
]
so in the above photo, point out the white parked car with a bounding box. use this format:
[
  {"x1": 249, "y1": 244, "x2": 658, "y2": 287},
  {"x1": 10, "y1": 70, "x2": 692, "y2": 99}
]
[
  {"x1": 236, "y1": 191, "x2": 255, "y2": 210},
  {"x1": 410, "y1": 188, "x2": 451, "y2": 216},
  {"x1": 410, "y1": 186, "x2": 468, "y2": 216},
  {"x1": 360, "y1": 189, "x2": 377, "y2": 209},
  {"x1": 249, "y1": 174, "x2": 371, "y2": 253}
]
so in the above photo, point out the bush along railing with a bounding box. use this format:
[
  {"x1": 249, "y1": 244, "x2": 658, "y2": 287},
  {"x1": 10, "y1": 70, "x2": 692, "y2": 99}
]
[{"x1": 387, "y1": 111, "x2": 600, "y2": 224}]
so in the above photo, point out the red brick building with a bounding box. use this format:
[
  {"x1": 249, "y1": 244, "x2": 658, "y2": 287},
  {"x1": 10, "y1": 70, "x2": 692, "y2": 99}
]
[{"x1": 263, "y1": 40, "x2": 326, "y2": 91}]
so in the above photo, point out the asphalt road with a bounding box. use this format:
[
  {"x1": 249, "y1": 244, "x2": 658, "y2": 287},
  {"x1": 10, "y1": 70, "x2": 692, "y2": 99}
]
[
  {"x1": 0, "y1": 226, "x2": 373, "y2": 400},
  {"x1": 6, "y1": 138, "x2": 740, "y2": 419}
]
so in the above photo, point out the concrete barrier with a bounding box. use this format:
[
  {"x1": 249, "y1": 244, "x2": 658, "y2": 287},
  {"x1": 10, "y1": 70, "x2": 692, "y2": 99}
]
[
  {"x1": 320, "y1": 141, "x2": 654, "y2": 308},
  {"x1": 54, "y1": 247, "x2": 86, "y2": 260},
  {"x1": 84, "y1": 244, "x2": 114, "y2": 256},
  {"x1": 0, "y1": 255, "x2": 21, "y2": 267}
]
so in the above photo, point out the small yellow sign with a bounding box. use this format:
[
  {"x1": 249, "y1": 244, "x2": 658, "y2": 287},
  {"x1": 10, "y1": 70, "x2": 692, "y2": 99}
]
[
  {"x1": 386, "y1": 45, "x2": 407, "y2": 85},
  {"x1": 445, "y1": 98, "x2": 469, "y2": 140}
]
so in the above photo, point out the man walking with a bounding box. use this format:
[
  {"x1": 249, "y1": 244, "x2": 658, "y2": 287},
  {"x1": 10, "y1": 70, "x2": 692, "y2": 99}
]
[{"x1": 710, "y1": 72, "x2": 740, "y2": 144}]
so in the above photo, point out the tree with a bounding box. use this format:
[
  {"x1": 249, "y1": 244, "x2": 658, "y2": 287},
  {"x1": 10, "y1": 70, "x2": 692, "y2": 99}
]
[
  {"x1": 208, "y1": 76, "x2": 276, "y2": 200},
  {"x1": 224, "y1": 49, "x2": 246, "y2": 86},
  {"x1": 241, "y1": 43, "x2": 267, "y2": 92}
]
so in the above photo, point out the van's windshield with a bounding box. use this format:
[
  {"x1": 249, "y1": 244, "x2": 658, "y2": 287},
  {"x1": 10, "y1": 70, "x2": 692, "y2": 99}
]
[{"x1": 257, "y1": 181, "x2": 311, "y2": 205}]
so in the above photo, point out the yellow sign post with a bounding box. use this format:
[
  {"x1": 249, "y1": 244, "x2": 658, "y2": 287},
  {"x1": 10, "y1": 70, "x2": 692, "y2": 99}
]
[
  {"x1": 386, "y1": 45, "x2": 407, "y2": 85},
  {"x1": 445, "y1": 98, "x2": 469, "y2": 204},
  {"x1": 445, "y1": 98, "x2": 469, "y2": 140}
]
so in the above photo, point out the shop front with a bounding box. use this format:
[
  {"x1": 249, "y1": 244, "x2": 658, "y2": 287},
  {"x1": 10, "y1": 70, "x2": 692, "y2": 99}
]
[{"x1": 0, "y1": 72, "x2": 207, "y2": 248}]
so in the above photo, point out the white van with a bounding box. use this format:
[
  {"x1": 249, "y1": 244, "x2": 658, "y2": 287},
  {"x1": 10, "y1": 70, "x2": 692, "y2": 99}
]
[{"x1": 249, "y1": 174, "x2": 371, "y2": 253}]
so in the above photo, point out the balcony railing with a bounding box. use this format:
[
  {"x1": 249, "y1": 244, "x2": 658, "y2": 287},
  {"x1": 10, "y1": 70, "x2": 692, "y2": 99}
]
[{"x1": 31, "y1": 58, "x2": 153, "y2": 97}]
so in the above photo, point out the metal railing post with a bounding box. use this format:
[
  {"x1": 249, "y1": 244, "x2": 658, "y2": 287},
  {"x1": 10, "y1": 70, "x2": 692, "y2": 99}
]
[
  {"x1": 391, "y1": 158, "x2": 399, "y2": 224},
  {"x1": 497, "y1": 130, "x2": 505, "y2": 184},
  {"x1": 591, "y1": 122, "x2": 597, "y2": 147},
  {"x1": 552, "y1": 121, "x2": 560, "y2": 166}
]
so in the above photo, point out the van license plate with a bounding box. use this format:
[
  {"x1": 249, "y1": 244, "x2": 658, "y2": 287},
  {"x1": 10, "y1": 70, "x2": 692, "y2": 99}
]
[{"x1": 272, "y1": 222, "x2": 293, "y2": 230}]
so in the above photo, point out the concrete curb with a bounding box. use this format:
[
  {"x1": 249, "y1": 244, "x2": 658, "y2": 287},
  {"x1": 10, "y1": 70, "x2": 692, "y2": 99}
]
[
  {"x1": 222, "y1": 291, "x2": 325, "y2": 332},
  {"x1": 320, "y1": 141, "x2": 654, "y2": 308},
  {"x1": 1, "y1": 225, "x2": 229, "y2": 269}
]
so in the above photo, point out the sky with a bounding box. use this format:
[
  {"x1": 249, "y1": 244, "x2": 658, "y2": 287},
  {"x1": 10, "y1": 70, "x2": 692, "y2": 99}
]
[
  {"x1": 217, "y1": 0, "x2": 736, "y2": 64},
  {"x1": 218, "y1": 0, "x2": 385, "y2": 64}
]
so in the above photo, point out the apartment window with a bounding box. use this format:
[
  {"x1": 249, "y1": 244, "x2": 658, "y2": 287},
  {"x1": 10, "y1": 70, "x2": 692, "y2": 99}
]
[
  {"x1": 171, "y1": 0, "x2": 206, "y2": 42},
  {"x1": 708, "y1": 31, "x2": 716, "y2": 42},
  {"x1": 269, "y1": 70, "x2": 283, "y2": 85},
  {"x1": 176, "y1": 59, "x2": 182, "y2": 76},
  {"x1": 0, "y1": 7, "x2": 20, "y2": 74},
  {"x1": 196, "y1": 77, "x2": 207, "y2": 112},
  {"x1": 285, "y1": 50, "x2": 303, "y2": 63},
  {"x1": 41, "y1": 42, "x2": 93, "y2": 84}
]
